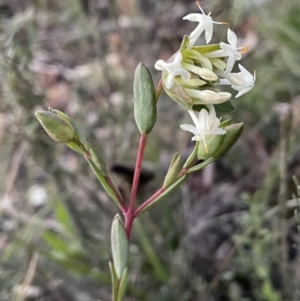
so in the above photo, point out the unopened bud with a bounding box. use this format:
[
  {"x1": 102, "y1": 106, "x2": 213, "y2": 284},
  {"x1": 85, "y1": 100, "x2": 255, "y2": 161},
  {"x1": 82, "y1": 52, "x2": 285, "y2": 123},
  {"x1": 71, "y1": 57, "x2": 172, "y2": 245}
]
[
  {"x1": 211, "y1": 58, "x2": 226, "y2": 71},
  {"x1": 163, "y1": 153, "x2": 184, "y2": 188},
  {"x1": 197, "y1": 134, "x2": 225, "y2": 160},
  {"x1": 35, "y1": 111, "x2": 75, "y2": 143},
  {"x1": 214, "y1": 123, "x2": 244, "y2": 156}
]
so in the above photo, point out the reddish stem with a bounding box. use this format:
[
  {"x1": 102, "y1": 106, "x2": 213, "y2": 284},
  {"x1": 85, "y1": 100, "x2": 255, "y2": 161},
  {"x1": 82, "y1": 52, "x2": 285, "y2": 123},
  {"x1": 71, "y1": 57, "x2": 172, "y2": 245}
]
[
  {"x1": 125, "y1": 133, "x2": 147, "y2": 237},
  {"x1": 134, "y1": 187, "x2": 165, "y2": 217}
]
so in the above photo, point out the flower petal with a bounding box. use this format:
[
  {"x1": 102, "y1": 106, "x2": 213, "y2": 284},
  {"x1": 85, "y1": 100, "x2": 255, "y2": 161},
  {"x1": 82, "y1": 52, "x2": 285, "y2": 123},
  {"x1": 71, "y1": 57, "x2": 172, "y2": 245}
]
[
  {"x1": 227, "y1": 29, "x2": 237, "y2": 47},
  {"x1": 180, "y1": 124, "x2": 199, "y2": 135}
]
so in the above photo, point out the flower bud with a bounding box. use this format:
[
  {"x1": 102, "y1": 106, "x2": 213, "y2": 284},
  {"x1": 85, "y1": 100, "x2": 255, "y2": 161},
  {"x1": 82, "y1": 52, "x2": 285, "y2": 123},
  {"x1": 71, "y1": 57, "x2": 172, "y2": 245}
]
[
  {"x1": 163, "y1": 153, "x2": 184, "y2": 188},
  {"x1": 35, "y1": 111, "x2": 75, "y2": 143},
  {"x1": 196, "y1": 122, "x2": 243, "y2": 159},
  {"x1": 214, "y1": 123, "x2": 244, "y2": 156},
  {"x1": 211, "y1": 58, "x2": 226, "y2": 71},
  {"x1": 197, "y1": 134, "x2": 225, "y2": 160}
]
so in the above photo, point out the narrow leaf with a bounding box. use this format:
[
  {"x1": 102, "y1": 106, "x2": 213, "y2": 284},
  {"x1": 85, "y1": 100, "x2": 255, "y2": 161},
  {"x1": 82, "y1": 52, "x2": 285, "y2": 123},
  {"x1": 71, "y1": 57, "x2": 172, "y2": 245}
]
[
  {"x1": 117, "y1": 268, "x2": 129, "y2": 301},
  {"x1": 109, "y1": 262, "x2": 119, "y2": 301},
  {"x1": 86, "y1": 159, "x2": 122, "y2": 208},
  {"x1": 134, "y1": 63, "x2": 156, "y2": 134},
  {"x1": 214, "y1": 101, "x2": 235, "y2": 115},
  {"x1": 187, "y1": 157, "x2": 219, "y2": 173},
  {"x1": 54, "y1": 200, "x2": 76, "y2": 236},
  {"x1": 111, "y1": 215, "x2": 129, "y2": 279}
]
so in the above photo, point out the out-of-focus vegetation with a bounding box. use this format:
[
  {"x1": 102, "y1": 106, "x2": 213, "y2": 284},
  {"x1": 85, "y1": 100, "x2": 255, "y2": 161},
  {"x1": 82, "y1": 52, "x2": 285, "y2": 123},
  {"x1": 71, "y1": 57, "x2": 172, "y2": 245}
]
[{"x1": 1, "y1": 0, "x2": 300, "y2": 300}]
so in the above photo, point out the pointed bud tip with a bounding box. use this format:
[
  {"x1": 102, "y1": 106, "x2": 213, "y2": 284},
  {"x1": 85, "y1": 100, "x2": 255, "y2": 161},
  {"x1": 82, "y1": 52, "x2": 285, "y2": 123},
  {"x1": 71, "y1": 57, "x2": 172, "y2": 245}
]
[{"x1": 35, "y1": 110, "x2": 75, "y2": 143}]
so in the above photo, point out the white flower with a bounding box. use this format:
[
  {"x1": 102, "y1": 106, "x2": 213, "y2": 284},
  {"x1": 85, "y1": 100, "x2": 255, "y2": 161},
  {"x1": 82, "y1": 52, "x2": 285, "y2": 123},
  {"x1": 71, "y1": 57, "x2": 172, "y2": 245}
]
[
  {"x1": 231, "y1": 64, "x2": 256, "y2": 98},
  {"x1": 221, "y1": 29, "x2": 248, "y2": 73},
  {"x1": 154, "y1": 52, "x2": 190, "y2": 89},
  {"x1": 183, "y1": 3, "x2": 223, "y2": 46},
  {"x1": 185, "y1": 89, "x2": 231, "y2": 104},
  {"x1": 215, "y1": 64, "x2": 256, "y2": 98},
  {"x1": 204, "y1": 29, "x2": 248, "y2": 74},
  {"x1": 180, "y1": 105, "x2": 226, "y2": 152}
]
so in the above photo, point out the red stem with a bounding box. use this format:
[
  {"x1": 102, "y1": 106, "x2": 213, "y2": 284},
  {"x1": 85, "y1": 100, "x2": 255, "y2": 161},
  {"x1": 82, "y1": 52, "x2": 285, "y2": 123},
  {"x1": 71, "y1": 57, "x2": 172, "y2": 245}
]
[
  {"x1": 125, "y1": 133, "x2": 147, "y2": 237},
  {"x1": 134, "y1": 166, "x2": 189, "y2": 217},
  {"x1": 134, "y1": 186, "x2": 165, "y2": 217}
]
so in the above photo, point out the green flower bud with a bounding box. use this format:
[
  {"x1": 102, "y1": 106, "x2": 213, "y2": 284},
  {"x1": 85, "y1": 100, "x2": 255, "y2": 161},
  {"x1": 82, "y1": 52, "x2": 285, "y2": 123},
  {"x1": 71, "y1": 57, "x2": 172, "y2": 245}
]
[
  {"x1": 163, "y1": 153, "x2": 184, "y2": 188},
  {"x1": 35, "y1": 111, "x2": 75, "y2": 143},
  {"x1": 197, "y1": 134, "x2": 225, "y2": 160},
  {"x1": 197, "y1": 122, "x2": 244, "y2": 159},
  {"x1": 214, "y1": 123, "x2": 244, "y2": 157},
  {"x1": 210, "y1": 58, "x2": 226, "y2": 71}
]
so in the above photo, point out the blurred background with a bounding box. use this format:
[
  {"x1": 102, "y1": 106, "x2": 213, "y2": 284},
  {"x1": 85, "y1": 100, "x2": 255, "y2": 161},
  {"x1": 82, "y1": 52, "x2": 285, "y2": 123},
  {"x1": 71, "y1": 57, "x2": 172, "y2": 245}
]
[{"x1": 1, "y1": 0, "x2": 300, "y2": 300}]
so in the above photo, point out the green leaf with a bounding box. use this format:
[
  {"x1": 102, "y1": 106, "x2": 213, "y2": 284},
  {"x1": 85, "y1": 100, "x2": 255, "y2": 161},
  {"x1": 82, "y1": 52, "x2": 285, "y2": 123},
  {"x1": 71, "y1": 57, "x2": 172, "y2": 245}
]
[
  {"x1": 86, "y1": 159, "x2": 122, "y2": 208},
  {"x1": 43, "y1": 230, "x2": 69, "y2": 253},
  {"x1": 214, "y1": 101, "x2": 235, "y2": 115},
  {"x1": 117, "y1": 268, "x2": 129, "y2": 301},
  {"x1": 87, "y1": 141, "x2": 108, "y2": 176},
  {"x1": 220, "y1": 118, "x2": 233, "y2": 127},
  {"x1": 109, "y1": 262, "x2": 119, "y2": 301},
  {"x1": 111, "y1": 215, "x2": 129, "y2": 279},
  {"x1": 54, "y1": 200, "x2": 76, "y2": 237},
  {"x1": 66, "y1": 140, "x2": 85, "y2": 155},
  {"x1": 192, "y1": 101, "x2": 235, "y2": 115},
  {"x1": 187, "y1": 157, "x2": 219, "y2": 173},
  {"x1": 69, "y1": 117, "x2": 88, "y2": 148},
  {"x1": 134, "y1": 63, "x2": 156, "y2": 134},
  {"x1": 183, "y1": 142, "x2": 199, "y2": 168}
]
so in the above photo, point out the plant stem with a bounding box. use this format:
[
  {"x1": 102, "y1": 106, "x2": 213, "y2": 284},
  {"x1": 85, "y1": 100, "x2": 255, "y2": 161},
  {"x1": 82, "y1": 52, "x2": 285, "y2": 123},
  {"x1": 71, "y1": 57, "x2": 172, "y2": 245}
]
[
  {"x1": 134, "y1": 187, "x2": 165, "y2": 217},
  {"x1": 155, "y1": 79, "x2": 163, "y2": 103},
  {"x1": 135, "y1": 162, "x2": 198, "y2": 216},
  {"x1": 125, "y1": 133, "x2": 147, "y2": 237}
]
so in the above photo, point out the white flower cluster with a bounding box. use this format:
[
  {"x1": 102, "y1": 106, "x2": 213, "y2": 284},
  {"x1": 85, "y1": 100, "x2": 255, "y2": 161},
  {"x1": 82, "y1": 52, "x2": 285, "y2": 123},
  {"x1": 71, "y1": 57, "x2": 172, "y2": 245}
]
[{"x1": 154, "y1": 2, "x2": 256, "y2": 150}]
